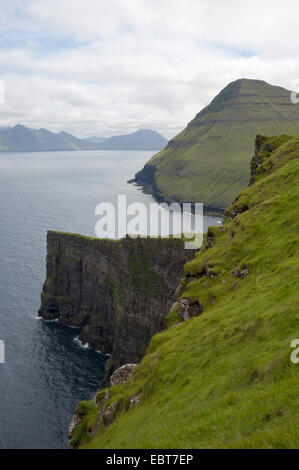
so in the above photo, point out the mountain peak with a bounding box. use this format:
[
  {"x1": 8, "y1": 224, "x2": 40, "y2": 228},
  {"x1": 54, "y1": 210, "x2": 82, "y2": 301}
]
[
  {"x1": 134, "y1": 78, "x2": 299, "y2": 208},
  {"x1": 211, "y1": 78, "x2": 290, "y2": 106}
]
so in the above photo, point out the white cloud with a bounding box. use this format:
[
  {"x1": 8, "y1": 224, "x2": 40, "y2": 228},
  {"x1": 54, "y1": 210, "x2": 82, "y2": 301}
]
[{"x1": 0, "y1": 0, "x2": 299, "y2": 138}]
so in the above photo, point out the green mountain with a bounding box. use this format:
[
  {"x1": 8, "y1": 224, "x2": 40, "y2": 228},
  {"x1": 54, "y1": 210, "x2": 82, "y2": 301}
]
[
  {"x1": 71, "y1": 134, "x2": 299, "y2": 449},
  {"x1": 134, "y1": 78, "x2": 299, "y2": 209},
  {"x1": 95, "y1": 129, "x2": 168, "y2": 151}
]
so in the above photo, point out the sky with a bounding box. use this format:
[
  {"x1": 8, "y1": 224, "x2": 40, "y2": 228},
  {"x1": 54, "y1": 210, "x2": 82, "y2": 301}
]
[{"x1": 1, "y1": 0, "x2": 299, "y2": 138}]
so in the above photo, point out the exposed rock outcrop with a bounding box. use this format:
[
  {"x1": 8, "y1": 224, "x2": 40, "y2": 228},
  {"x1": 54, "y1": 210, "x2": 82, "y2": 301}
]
[
  {"x1": 129, "y1": 392, "x2": 143, "y2": 409},
  {"x1": 110, "y1": 364, "x2": 138, "y2": 387},
  {"x1": 178, "y1": 298, "x2": 204, "y2": 321},
  {"x1": 102, "y1": 401, "x2": 120, "y2": 426},
  {"x1": 39, "y1": 232, "x2": 194, "y2": 382},
  {"x1": 249, "y1": 134, "x2": 276, "y2": 185},
  {"x1": 231, "y1": 267, "x2": 249, "y2": 278},
  {"x1": 205, "y1": 229, "x2": 216, "y2": 249},
  {"x1": 68, "y1": 412, "x2": 83, "y2": 440}
]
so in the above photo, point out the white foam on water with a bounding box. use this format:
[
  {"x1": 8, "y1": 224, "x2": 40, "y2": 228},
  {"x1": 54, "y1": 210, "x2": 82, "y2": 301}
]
[
  {"x1": 73, "y1": 335, "x2": 89, "y2": 349},
  {"x1": 73, "y1": 336, "x2": 111, "y2": 356},
  {"x1": 41, "y1": 318, "x2": 59, "y2": 322}
]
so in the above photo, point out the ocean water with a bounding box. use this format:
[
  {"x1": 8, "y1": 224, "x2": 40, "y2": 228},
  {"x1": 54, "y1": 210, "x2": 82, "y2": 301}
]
[{"x1": 0, "y1": 150, "x2": 221, "y2": 449}]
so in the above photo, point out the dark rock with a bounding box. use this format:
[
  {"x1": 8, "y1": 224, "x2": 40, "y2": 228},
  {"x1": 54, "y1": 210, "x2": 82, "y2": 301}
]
[
  {"x1": 91, "y1": 390, "x2": 110, "y2": 436},
  {"x1": 39, "y1": 232, "x2": 193, "y2": 382},
  {"x1": 263, "y1": 413, "x2": 271, "y2": 423},
  {"x1": 226, "y1": 204, "x2": 249, "y2": 219},
  {"x1": 103, "y1": 401, "x2": 120, "y2": 426},
  {"x1": 185, "y1": 275, "x2": 197, "y2": 285},
  {"x1": 231, "y1": 267, "x2": 249, "y2": 278},
  {"x1": 175, "y1": 282, "x2": 184, "y2": 297},
  {"x1": 178, "y1": 298, "x2": 204, "y2": 321},
  {"x1": 205, "y1": 265, "x2": 217, "y2": 279},
  {"x1": 250, "y1": 135, "x2": 275, "y2": 185},
  {"x1": 195, "y1": 263, "x2": 217, "y2": 279},
  {"x1": 68, "y1": 412, "x2": 83, "y2": 441},
  {"x1": 241, "y1": 268, "x2": 249, "y2": 278},
  {"x1": 231, "y1": 268, "x2": 241, "y2": 277},
  {"x1": 129, "y1": 392, "x2": 143, "y2": 409},
  {"x1": 205, "y1": 231, "x2": 216, "y2": 249},
  {"x1": 250, "y1": 369, "x2": 259, "y2": 381}
]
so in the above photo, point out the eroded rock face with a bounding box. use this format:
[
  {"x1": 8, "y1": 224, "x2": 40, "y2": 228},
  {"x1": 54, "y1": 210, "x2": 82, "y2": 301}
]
[
  {"x1": 205, "y1": 231, "x2": 216, "y2": 249},
  {"x1": 225, "y1": 203, "x2": 249, "y2": 219},
  {"x1": 231, "y1": 267, "x2": 249, "y2": 278},
  {"x1": 110, "y1": 364, "x2": 138, "y2": 387},
  {"x1": 103, "y1": 401, "x2": 120, "y2": 426},
  {"x1": 178, "y1": 298, "x2": 204, "y2": 321},
  {"x1": 68, "y1": 412, "x2": 82, "y2": 441},
  {"x1": 249, "y1": 135, "x2": 275, "y2": 185},
  {"x1": 39, "y1": 232, "x2": 193, "y2": 382},
  {"x1": 129, "y1": 392, "x2": 143, "y2": 409},
  {"x1": 91, "y1": 390, "x2": 110, "y2": 436}
]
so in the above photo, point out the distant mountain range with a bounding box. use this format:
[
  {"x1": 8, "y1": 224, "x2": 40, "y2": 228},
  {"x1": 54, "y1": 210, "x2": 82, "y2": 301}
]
[
  {"x1": 84, "y1": 136, "x2": 107, "y2": 144},
  {"x1": 0, "y1": 125, "x2": 167, "y2": 152},
  {"x1": 134, "y1": 78, "x2": 299, "y2": 208},
  {"x1": 87, "y1": 129, "x2": 168, "y2": 151}
]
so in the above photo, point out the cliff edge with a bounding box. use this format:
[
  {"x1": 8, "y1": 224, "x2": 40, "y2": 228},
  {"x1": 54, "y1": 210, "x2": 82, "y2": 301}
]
[
  {"x1": 70, "y1": 134, "x2": 299, "y2": 449},
  {"x1": 39, "y1": 234, "x2": 193, "y2": 381}
]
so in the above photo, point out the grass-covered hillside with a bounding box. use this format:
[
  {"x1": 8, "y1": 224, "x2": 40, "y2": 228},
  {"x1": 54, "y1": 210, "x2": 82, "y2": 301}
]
[
  {"x1": 72, "y1": 134, "x2": 299, "y2": 449},
  {"x1": 135, "y1": 79, "x2": 299, "y2": 209}
]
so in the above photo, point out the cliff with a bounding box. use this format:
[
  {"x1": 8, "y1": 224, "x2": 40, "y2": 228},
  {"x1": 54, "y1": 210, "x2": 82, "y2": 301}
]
[
  {"x1": 39, "y1": 233, "x2": 193, "y2": 381},
  {"x1": 71, "y1": 134, "x2": 299, "y2": 449},
  {"x1": 133, "y1": 79, "x2": 299, "y2": 208}
]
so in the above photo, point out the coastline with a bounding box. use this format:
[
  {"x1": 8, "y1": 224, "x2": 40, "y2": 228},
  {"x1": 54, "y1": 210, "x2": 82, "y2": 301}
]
[{"x1": 127, "y1": 177, "x2": 226, "y2": 217}]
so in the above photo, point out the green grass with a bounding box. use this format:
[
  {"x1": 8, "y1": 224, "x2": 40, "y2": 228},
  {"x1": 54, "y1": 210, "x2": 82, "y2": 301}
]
[
  {"x1": 136, "y1": 79, "x2": 299, "y2": 208},
  {"x1": 73, "y1": 135, "x2": 299, "y2": 448}
]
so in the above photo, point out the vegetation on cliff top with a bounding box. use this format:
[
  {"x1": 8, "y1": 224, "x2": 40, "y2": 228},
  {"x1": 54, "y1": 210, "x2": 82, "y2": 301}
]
[
  {"x1": 135, "y1": 79, "x2": 299, "y2": 208},
  {"x1": 73, "y1": 134, "x2": 299, "y2": 449}
]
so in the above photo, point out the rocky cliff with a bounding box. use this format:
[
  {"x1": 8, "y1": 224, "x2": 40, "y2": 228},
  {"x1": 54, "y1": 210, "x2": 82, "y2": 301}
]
[
  {"x1": 39, "y1": 232, "x2": 193, "y2": 381},
  {"x1": 70, "y1": 134, "x2": 299, "y2": 449}
]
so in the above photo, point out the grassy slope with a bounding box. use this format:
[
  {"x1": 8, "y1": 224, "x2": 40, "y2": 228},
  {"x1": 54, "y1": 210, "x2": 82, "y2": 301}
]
[
  {"x1": 74, "y1": 135, "x2": 299, "y2": 449},
  {"x1": 138, "y1": 79, "x2": 299, "y2": 208}
]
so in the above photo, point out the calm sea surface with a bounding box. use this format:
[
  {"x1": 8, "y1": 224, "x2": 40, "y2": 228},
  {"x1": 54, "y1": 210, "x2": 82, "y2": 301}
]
[{"x1": 0, "y1": 150, "x2": 220, "y2": 448}]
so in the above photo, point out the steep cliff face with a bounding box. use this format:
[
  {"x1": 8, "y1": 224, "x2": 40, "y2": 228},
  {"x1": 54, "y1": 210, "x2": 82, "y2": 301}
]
[
  {"x1": 71, "y1": 134, "x2": 299, "y2": 449},
  {"x1": 39, "y1": 232, "x2": 193, "y2": 380}
]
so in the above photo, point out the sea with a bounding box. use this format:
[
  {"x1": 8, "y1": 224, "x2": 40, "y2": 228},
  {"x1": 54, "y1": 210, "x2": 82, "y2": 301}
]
[{"x1": 0, "y1": 150, "x2": 221, "y2": 448}]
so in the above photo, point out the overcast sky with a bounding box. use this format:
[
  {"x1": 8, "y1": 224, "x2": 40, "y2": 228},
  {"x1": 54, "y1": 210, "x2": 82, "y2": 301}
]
[{"x1": 1, "y1": 0, "x2": 299, "y2": 138}]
